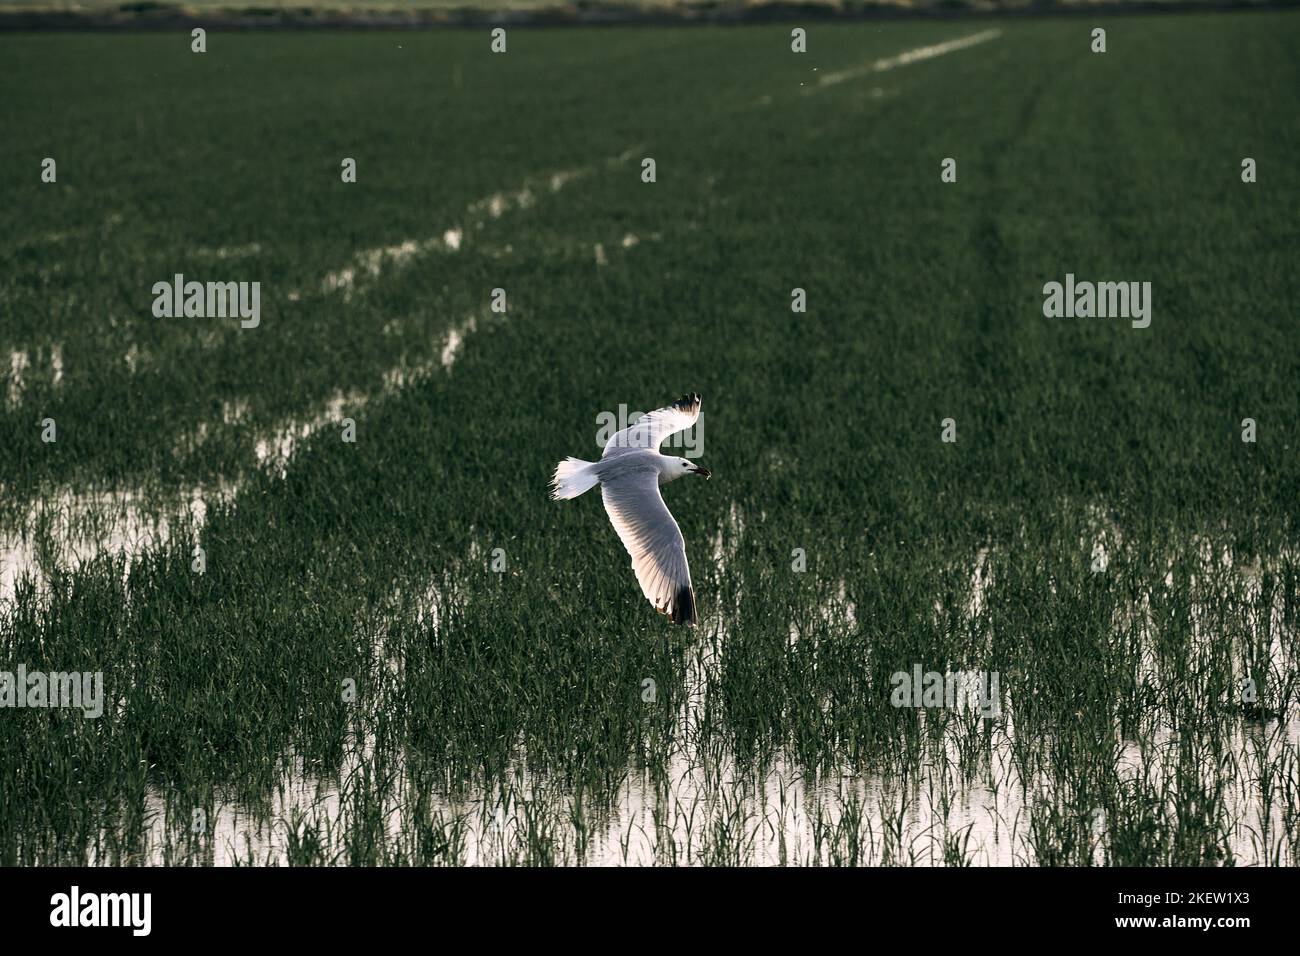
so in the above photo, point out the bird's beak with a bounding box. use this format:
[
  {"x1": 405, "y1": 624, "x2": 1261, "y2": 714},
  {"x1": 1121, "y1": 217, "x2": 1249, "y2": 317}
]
[{"x1": 692, "y1": 466, "x2": 711, "y2": 479}]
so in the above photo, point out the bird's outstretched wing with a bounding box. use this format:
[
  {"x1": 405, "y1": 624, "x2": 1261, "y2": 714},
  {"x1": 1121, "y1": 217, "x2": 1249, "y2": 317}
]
[
  {"x1": 600, "y1": 469, "x2": 697, "y2": 626},
  {"x1": 602, "y1": 393, "x2": 701, "y2": 458}
]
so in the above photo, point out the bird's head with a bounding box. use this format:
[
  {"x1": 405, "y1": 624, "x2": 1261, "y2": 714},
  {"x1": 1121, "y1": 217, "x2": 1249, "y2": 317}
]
[{"x1": 677, "y1": 457, "x2": 711, "y2": 480}]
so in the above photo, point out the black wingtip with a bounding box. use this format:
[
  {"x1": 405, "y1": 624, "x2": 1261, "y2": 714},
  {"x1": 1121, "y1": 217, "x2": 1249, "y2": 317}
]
[
  {"x1": 670, "y1": 584, "x2": 698, "y2": 627},
  {"x1": 672, "y1": 392, "x2": 702, "y2": 415}
]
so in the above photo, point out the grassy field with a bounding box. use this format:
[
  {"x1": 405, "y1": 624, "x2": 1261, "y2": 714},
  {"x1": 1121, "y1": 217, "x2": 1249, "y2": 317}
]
[{"x1": 2, "y1": 12, "x2": 1299, "y2": 865}]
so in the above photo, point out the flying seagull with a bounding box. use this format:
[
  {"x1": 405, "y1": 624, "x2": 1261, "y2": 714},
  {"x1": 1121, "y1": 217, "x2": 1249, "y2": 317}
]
[{"x1": 551, "y1": 393, "x2": 711, "y2": 627}]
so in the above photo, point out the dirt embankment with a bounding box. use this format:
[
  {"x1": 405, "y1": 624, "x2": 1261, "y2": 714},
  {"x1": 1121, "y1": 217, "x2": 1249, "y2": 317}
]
[{"x1": 1, "y1": 0, "x2": 1295, "y2": 32}]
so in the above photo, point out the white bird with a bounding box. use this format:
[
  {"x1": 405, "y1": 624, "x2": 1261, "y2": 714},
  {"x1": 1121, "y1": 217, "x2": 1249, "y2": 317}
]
[{"x1": 551, "y1": 393, "x2": 711, "y2": 626}]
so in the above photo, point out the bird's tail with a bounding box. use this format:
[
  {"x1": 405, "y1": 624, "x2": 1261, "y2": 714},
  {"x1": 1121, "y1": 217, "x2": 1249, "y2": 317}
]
[{"x1": 550, "y1": 458, "x2": 599, "y2": 500}]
